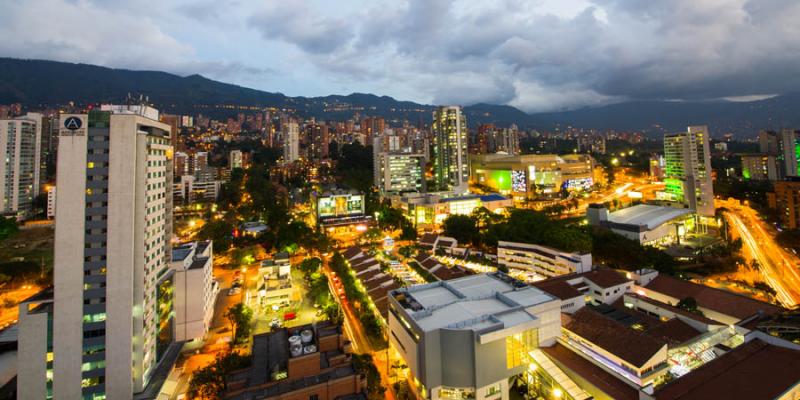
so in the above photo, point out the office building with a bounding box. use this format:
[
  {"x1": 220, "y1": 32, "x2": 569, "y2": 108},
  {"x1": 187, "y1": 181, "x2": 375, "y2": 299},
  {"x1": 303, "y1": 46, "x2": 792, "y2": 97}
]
[
  {"x1": 497, "y1": 241, "x2": 592, "y2": 281},
  {"x1": 283, "y1": 121, "x2": 300, "y2": 163},
  {"x1": 18, "y1": 106, "x2": 175, "y2": 399},
  {"x1": 432, "y1": 106, "x2": 469, "y2": 192},
  {"x1": 388, "y1": 272, "x2": 561, "y2": 400},
  {"x1": 774, "y1": 177, "x2": 800, "y2": 229},
  {"x1": 741, "y1": 154, "x2": 778, "y2": 181},
  {"x1": 471, "y1": 154, "x2": 594, "y2": 199},
  {"x1": 373, "y1": 147, "x2": 425, "y2": 195},
  {"x1": 229, "y1": 149, "x2": 243, "y2": 170},
  {"x1": 223, "y1": 321, "x2": 367, "y2": 399},
  {"x1": 171, "y1": 241, "x2": 216, "y2": 341},
  {"x1": 0, "y1": 113, "x2": 42, "y2": 217},
  {"x1": 661, "y1": 126, "x2": 715, "y2": 216}
]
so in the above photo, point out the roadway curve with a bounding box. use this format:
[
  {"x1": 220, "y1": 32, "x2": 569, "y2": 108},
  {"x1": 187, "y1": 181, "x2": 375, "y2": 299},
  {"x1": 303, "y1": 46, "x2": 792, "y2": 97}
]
[{"x1": 722, "y1": 203, "x2": 800, "y2": 308}]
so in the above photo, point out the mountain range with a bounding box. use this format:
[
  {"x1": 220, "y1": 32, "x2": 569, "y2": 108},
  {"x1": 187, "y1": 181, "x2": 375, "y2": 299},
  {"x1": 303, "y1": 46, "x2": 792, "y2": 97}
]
[{"x1": 1, "y1": 57, "x2": 799, "y2": 137}]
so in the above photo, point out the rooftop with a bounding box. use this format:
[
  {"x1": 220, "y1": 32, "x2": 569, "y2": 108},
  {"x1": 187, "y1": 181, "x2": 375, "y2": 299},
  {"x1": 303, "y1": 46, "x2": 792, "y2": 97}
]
[
  {"x1": 562, "y1": 308, "x2": 666, "y2": 368},
  {"x1": 392, "y1": 272, "x2": 554, "y2": 332},
  {"x1": 643, "y1": 275, "x2": 782, "y2": 321},
  {"x1": 607, "y1": 204, "x2": 692, "y2": 230},
  {"x1": 542, "y1": 343, "x2": 639, "y2": 400},
  {"x1": 655, "y1": 339, "x2": 800, "y2": 400}
]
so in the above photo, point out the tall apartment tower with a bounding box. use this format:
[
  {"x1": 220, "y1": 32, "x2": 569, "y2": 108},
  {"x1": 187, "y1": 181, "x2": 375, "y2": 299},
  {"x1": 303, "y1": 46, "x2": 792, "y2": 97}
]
[
  {"x1": 779, "y1": 128, "x2": 800, "y2": 177},
  {"x1": 663, "y1": 125, "x2": 715, "y2": 216},
  {"x1": 0, "y1": 112, "x2": 42, "y2": 217},
  {"x1": 283, "y1": 121, "x2": 300, "y2": 163},
  {"x1": 18, "y1": 106, "x2": 175, "y2": 399},
  {"x1": 431, "y1": 106, "x2": 469, "y2": 192}
]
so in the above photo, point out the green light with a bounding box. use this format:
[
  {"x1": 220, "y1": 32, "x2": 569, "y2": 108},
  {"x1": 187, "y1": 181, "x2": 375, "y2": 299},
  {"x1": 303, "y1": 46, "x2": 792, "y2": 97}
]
[{"x1": 488, "y1": 170, "x2": 512, "y2": 191}]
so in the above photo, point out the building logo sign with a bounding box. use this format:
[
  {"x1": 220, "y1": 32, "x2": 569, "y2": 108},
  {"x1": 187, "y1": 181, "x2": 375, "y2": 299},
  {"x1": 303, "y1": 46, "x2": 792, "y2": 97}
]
[
  {"x1": 63, "y1": 117, "x2": 82, "y2": 130},
  {"x1": 60, "y1": 115, "x2": 86, "y2": 137}
]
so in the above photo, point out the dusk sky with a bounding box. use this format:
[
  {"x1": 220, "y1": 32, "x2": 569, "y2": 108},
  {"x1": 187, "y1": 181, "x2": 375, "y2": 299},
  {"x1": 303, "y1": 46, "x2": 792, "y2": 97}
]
[{"x1": 3, "y1": 0, "x2": 799, "y2": 111}]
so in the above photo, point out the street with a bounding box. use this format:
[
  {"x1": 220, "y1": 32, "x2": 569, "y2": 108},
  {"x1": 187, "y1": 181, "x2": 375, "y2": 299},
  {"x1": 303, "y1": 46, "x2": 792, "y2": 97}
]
[{"x1": 720, "y1": 199, "x2": 800, "y2": 307}]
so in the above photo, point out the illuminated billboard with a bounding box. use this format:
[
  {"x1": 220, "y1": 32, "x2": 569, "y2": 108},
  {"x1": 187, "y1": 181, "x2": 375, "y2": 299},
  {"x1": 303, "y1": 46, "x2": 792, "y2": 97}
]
[
  {"x1": 317, "y1": 194, "x2": 364, "y2": 217},
  {"x1": 511, "y1": 170, "x2": 527, "y2": 192},
  {"x1": 487, "y1": 170, "x2": 512, "y2": 192}
]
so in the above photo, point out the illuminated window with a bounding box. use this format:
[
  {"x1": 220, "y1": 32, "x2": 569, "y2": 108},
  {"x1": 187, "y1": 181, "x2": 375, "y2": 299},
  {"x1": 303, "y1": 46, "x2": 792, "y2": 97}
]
[
  {"x1": 506, "y1": 328, "x2": 538, "y2": 369},
  {"x1": 87, "y1": 162, "x2": 94, "y2": 169}
]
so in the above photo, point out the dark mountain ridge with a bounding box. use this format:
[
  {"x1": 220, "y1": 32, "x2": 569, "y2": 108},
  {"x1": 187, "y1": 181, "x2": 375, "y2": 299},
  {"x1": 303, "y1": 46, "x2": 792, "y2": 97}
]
[{"x1": 1, "y1": 57, "x2": 797, "y2": 137}]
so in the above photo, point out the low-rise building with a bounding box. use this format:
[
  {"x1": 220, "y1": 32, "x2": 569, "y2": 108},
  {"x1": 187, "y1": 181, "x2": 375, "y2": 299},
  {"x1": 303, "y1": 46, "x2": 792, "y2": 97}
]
[
  {"x1": 258, "y1": 253, "x2": 294, "y2": 307},
  {"x1": 173, "y1": 175, "x2": 223, "y2": 203},
  {"x1": 393, "y1": 192, "x2": 511, "y2": 228},
  {"x1": 224, "y1": 321, "x2": 367, "y2": 400},
  {"x1": 470, "y1": 153, "x2": 594, "y2": 200},
  {"x1": 497, "y1": 241, "x2": 592, "y2": 281},
  {"x1": 388, "y1": 272, "x2": 561, "y2": 400},
  {"x1": 171, "y1": 241, "x2": 216, "y2": 341},
  {"x1": 46, "y1": 185, "x2": 55, "y2": 219},
  {"x1": 587, "y1": 203, "x2": 695, "y2": 245}
]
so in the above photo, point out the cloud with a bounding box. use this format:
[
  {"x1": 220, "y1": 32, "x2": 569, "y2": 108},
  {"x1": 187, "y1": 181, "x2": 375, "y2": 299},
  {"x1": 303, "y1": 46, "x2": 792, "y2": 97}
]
[
  {"x1": 3, "y1": 0, "x2": 800, "y2": 112},
  {"x1": 247, "y1": 3, "x2": 354, "y2": 54}
]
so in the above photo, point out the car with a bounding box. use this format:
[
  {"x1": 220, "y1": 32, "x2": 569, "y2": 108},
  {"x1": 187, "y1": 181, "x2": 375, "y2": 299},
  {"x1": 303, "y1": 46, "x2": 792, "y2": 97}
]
[{"x1": 227, "y1": 287, "x2": 241, "y2": 296}]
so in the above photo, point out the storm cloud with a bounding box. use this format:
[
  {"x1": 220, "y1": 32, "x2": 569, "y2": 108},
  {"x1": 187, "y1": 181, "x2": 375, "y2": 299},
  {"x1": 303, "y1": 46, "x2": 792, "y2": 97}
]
[{"x1": 2, "y1": 0, "x2": 799, "y2": 111}]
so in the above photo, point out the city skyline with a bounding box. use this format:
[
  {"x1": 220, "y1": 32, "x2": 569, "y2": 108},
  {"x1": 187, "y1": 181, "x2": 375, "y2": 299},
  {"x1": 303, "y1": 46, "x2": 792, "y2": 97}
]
[{"x1": 3, "y1": 1, "x2": 800, "y2": 112}]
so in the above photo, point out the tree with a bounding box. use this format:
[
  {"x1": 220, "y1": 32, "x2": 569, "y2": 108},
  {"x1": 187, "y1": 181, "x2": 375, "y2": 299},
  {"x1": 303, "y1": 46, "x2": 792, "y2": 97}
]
[
  {"x1": 224, "y1": 303, "x2": 253, "y2": 345},
  {"x1": 0, "y1": 218, "x2": 18, "y2": 241},
  {"x1": 187, "y1": 351, "x2": 251, "y2": 399},
  {"x1": 676, "y1": 297, "x2": 700, "y2": 314},
  {"x1": 442, "y1": 214, "x2": 479, "y2": 246},
  {"x1": 298, "y1": 257, "x2": 322, "y2": 276},
  {"x1": 352, "y1": 353, "x2": 385, "y2": 400}
]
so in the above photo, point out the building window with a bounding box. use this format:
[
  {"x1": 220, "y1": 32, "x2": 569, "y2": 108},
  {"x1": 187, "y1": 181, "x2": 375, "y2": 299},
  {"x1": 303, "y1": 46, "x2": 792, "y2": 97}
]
[
  {"x1": 506, "y1": 328, "x2": 538, "y2": 369},
  {"x1": 485, "y1": 384, "x2": 502, "y2": 397},
  {"x1": 309, "y1": 395, "x2": 319, "y2": 400}
]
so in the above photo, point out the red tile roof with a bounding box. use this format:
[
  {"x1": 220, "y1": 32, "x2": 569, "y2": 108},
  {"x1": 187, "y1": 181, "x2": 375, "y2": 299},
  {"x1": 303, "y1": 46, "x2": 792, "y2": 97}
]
[
  {"x1": 645, "y1": 318, "x2": 702, "y2": 345},
  {"x1": 582, "y1": 269, "x2": 631, "y2": 289},
  {"x1": 533, "y1": 279, "x2": 583, "y2": 300},
  {"x1": 655, "y1": 339, "x2": 800, "y2": 400},
  {"x1": 562, "y1": 308, "x2": 667, "y2": 367},
  {"x1": 644, "y1": 275, "x2": 782, "y2": 321},
  {"x1": 342, "y1": 246, "x2": 362, "y2": 260},
  {"x1": 542, "y1": 343, "x2": 639, "y2": 400}
]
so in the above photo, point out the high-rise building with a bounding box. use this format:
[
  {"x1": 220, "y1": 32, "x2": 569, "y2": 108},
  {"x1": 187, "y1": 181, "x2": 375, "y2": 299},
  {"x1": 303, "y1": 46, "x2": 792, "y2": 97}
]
[
  {"x1": 193, "y1": 151, "x2": 209, "y2": 175},
  {"x1": 18, "y1": 106, "x2": 175, "y2": 399},
  {"x1": 432, "y1": 106, "x2": 469, "y2": 192},
  {"x1": 662, "y1": 126, "x2": 715, "y2": 216},
  {"x1": 374, "y1": 150, "x2": 425, "y2": 194},
  {"x1": 0, "y1": 112, "x2": 42, "y2": 217},
  {"x1": 283, "y1": 121, "x2": 300, "y2": 163},
  {"x1": 774, "y1": 177, "x2": 800, "y2": 230},
  {"x1": 741, "y1": 154, "x2": 778, "y2": 181},
  {"x1": 779, "y1": 128, "x2": 800, "y2": 177},
  {"x1": 308, "y1": 124, "x2": 329, "y2": 160},
  {"x1": 174, "y1": 151, "x2": 189, "y2": 177},
  {"x1": 229, "y1": 149, "x2": 243, "y2": 170}
]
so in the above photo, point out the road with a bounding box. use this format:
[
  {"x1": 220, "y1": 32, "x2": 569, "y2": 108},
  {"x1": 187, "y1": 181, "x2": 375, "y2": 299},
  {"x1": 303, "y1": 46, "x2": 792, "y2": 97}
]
[
  {"x1": 321, "y1": 257, "x2": 396, "y2": 400},
  {"x1": 720, "y1": 200, "x2": 800, "y2": 308}
]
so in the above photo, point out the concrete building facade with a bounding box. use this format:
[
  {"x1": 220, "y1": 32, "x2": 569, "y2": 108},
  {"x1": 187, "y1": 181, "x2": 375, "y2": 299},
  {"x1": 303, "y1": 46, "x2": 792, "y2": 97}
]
[{"x1": 18, "y1": 106, "x2": 175, "y2": 399}]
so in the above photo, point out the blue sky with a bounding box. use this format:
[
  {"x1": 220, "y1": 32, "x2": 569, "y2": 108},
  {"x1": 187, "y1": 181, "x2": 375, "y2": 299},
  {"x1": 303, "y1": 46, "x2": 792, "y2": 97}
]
[{"x1": 1, "y1": 0, "x2": 797, "y2": 111}]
